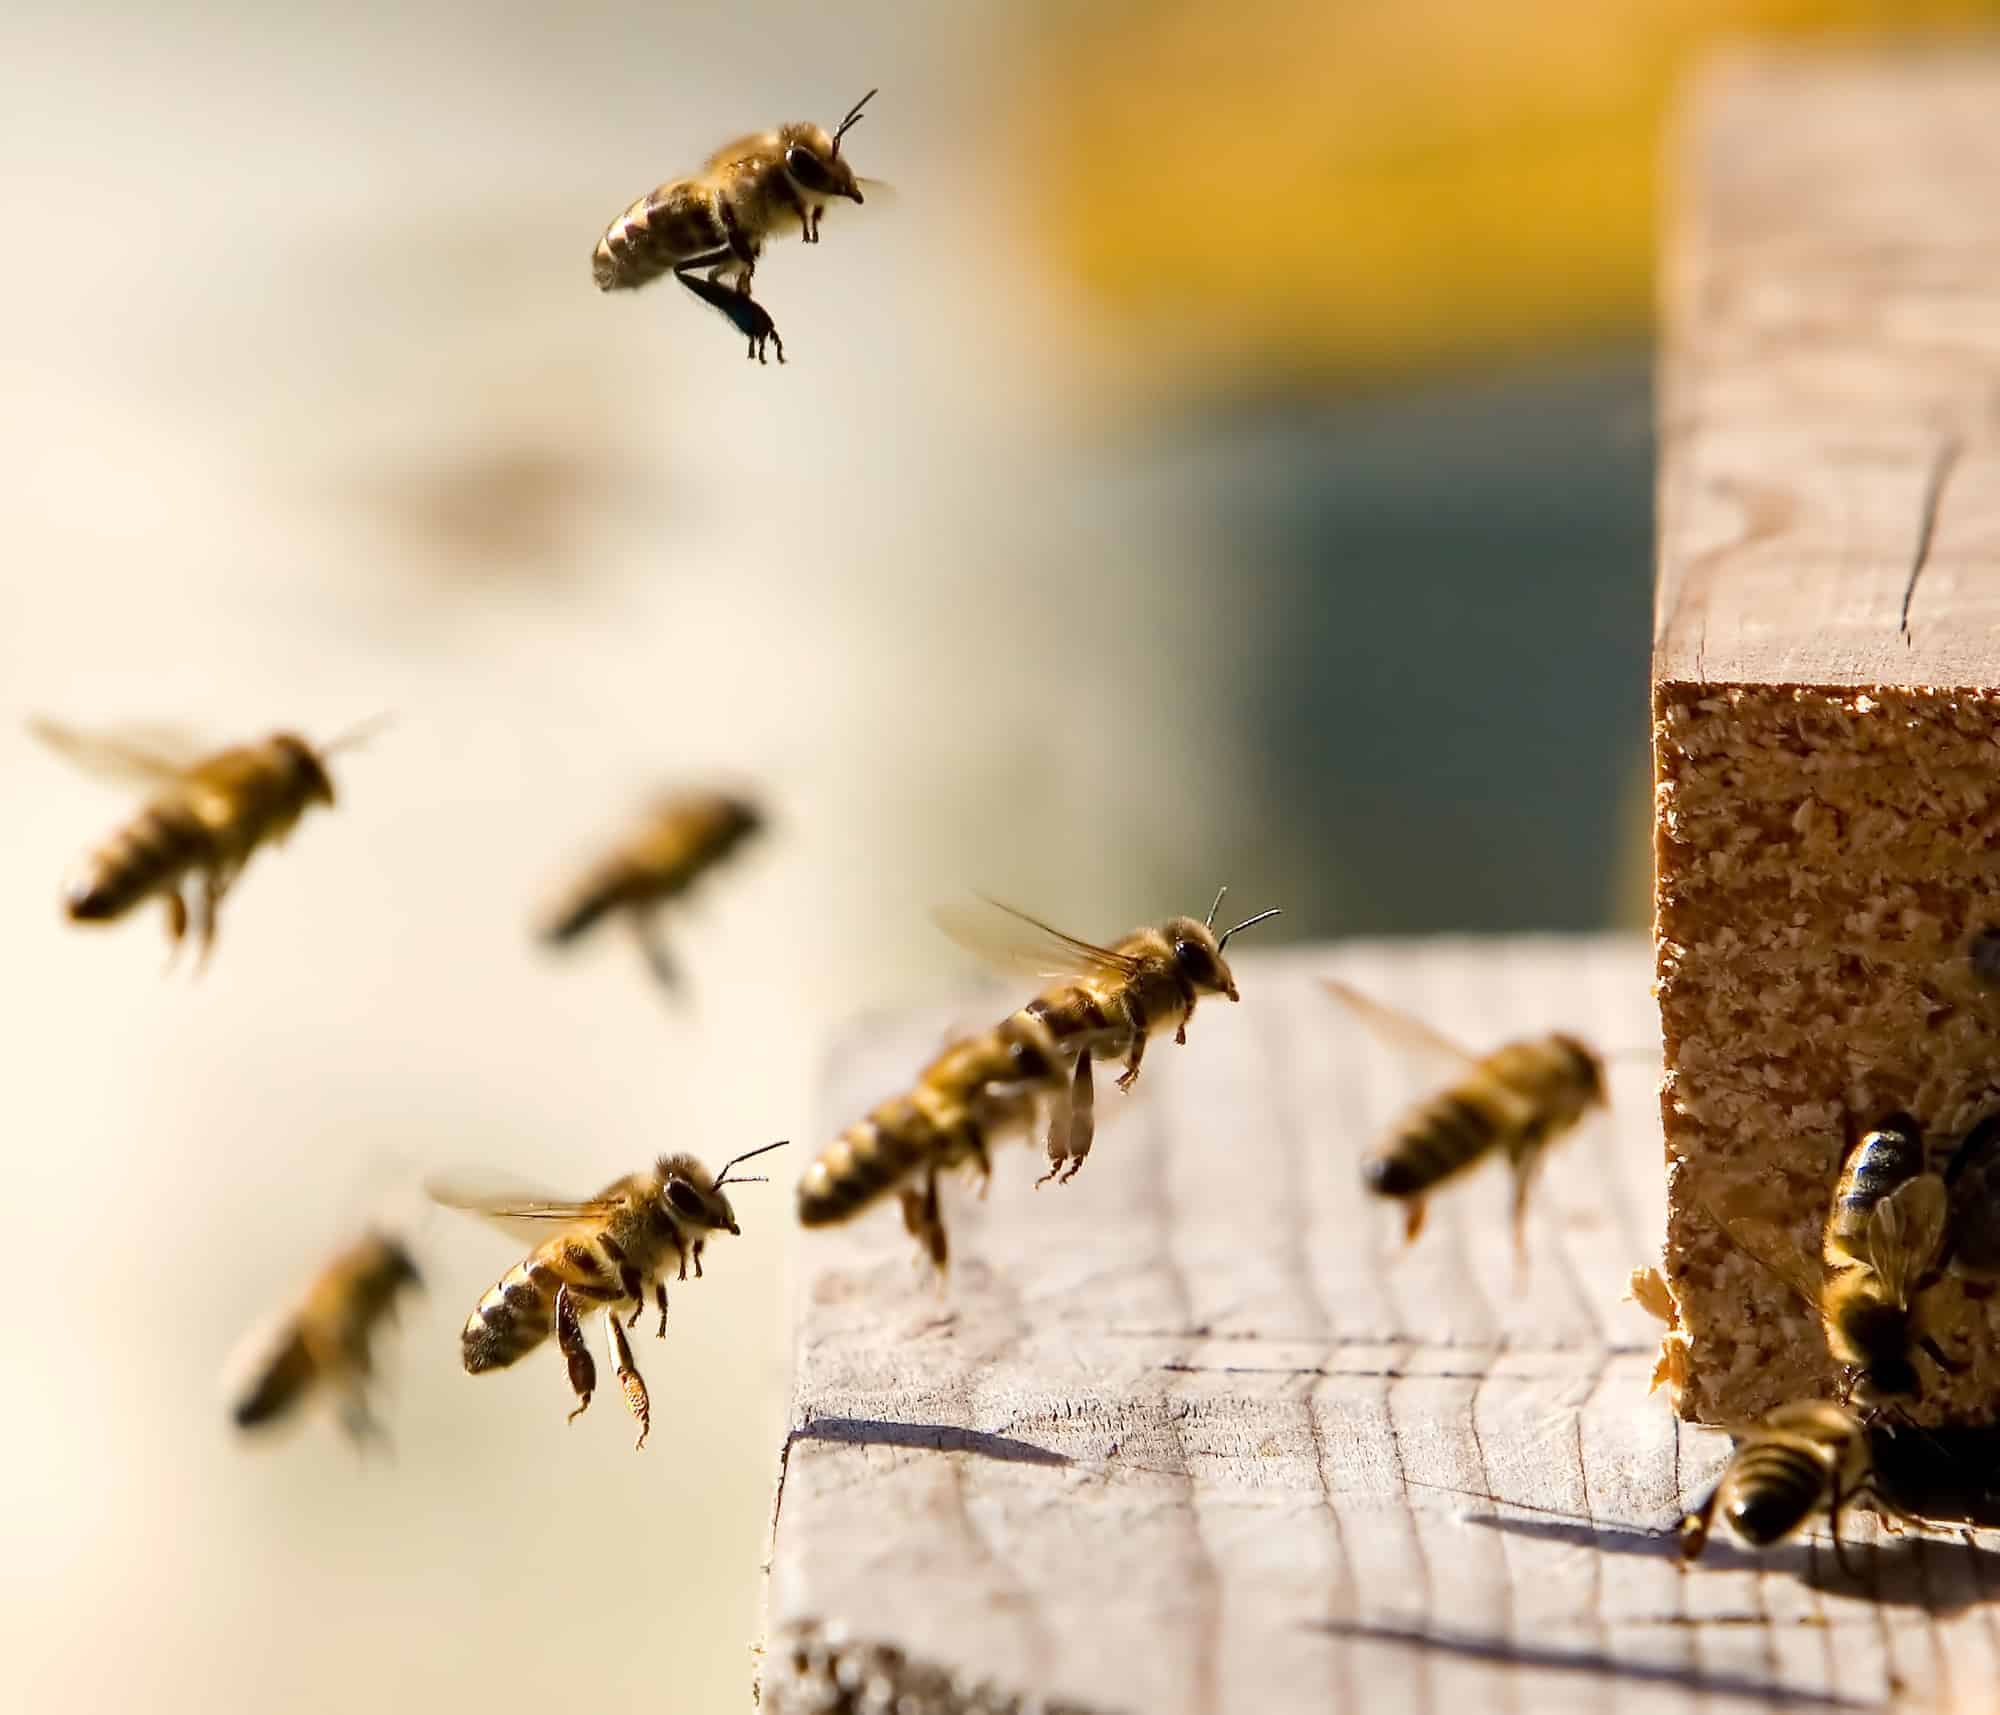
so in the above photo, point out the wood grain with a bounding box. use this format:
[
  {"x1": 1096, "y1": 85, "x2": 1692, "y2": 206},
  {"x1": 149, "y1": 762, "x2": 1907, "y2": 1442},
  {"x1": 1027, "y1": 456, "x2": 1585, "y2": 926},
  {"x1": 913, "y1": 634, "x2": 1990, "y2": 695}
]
[
  {"x1": 1655, "y1": 49, "x2": 2000, "y2": 691},
  {"x1": 762, "y1": 937, "x2": 2000, "y2": 1713}
]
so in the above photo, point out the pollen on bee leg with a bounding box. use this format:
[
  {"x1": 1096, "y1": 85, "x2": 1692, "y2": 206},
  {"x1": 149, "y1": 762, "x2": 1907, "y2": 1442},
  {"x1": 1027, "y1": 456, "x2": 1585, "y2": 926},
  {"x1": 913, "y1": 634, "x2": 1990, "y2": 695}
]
[{"x1": 607, "y1": 1313, "x2": 650, "y2": 1451}]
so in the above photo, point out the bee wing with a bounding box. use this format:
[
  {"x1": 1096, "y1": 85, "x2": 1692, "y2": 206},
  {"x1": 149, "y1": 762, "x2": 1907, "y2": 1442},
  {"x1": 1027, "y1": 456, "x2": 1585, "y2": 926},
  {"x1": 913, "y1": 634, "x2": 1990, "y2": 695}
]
[
  {"x1": 1696, "y1": 1186, "x2": 1825, "y2": 1317},
  {"x1": 28, "y1": 716, "x2": 205, "y2": 787},
  {"x1": 930, "y1": 897, "x2": 1143, "y2": 982},
  {"x1": 425, "y1": 1173, "x2": 616, "y2": 1245},
  {"x1": 849, "y1": 176, "x2": 898, "y2": 208},
  {"x1": 704, "y1": 133, "x2": 779, "y2": 172},
  {"x1": 1866, "y1": 1173, "x2": 1951, "y2": 1305},
  {"x1": 1321, "y1": 979, "x2": 1482, "y2": 1078}
]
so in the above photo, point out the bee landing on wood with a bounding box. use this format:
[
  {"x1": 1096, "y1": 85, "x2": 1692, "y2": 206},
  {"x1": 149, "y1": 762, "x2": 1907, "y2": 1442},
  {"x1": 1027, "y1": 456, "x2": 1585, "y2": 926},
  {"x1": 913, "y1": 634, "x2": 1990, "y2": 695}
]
[
  {"x1": 430, "y1": 1141, "x2": 785, "y2": 1449},
  {"x1": 537, "y1": 789, "x2": 761, "y2": 994},
  {"x1": 1324, "y1": 979, "x2": 1606, "y2": 1257},
  {"x1": 31, "y1": 715, "x2": 385, "y2": 969},
  {"x1": 1678, "y1": 1400, "x2": 1910, "y2": 1573},
  {"x1": 229, "y1": 1231, "x2": 422, "y2": 1445},
  {"x1": 592, "y1": 88, "x2": 882, "y2": 363},
  {"x1": 795, "y1": 889, "x2": 1281, "y2": 1269}
]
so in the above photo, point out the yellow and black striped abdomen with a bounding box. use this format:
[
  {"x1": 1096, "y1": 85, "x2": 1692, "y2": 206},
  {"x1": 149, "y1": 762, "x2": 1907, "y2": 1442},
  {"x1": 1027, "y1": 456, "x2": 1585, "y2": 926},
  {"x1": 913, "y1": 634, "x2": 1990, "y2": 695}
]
[
  {"x1": 796, "y1": 1094, "x2": 943, "y2": 1228},
  {"x1": 1825, "y1": 1116, "x2": 1924, "y2": 1268},
  {"x1": 461, "y1": 1240, "x2": 616, "y2": 1374},
  {"x1": 1720, "y1": 1439, "x2": 1828, "y2": 1546},
  {"x1": 594, "y1": 181, "x2": 730, "y2": 291},
  {"x1": 66, "y1": 798, "x2": 212, "y2": 920},
  {"x1": 1363, "y1": 1084, "x2": 1507, "y2": 1201}
]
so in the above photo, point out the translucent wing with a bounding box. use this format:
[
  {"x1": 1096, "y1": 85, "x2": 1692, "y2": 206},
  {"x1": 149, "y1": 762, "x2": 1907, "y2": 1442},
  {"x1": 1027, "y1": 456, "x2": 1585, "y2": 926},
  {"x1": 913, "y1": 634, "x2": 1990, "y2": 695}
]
[
  {"x1": 1696, "y1": 1183, "x2": 1825, "y2": 1316},
  {"x1": 704, "y1": 132, "x2": 780, "y2": 172},
  {"x1": 425, "y1": 1172, "x2": 616, "y2": 1246},
  {"x1": 28, "y1": 716, "x2": 205, "y2": 787},
  {"x1": 848, "y1": 177, "x2": 898, "y2": 209},
  {"x1": 1866, "y1": 1174, "x2": 1950, "y2": 1305},
  {"x1": 930, "y1": 896, "x2": 1142, "y2": 982},
  {"x1": 1321, "y1": 979, "x2": 1480, "y2": 1076}
]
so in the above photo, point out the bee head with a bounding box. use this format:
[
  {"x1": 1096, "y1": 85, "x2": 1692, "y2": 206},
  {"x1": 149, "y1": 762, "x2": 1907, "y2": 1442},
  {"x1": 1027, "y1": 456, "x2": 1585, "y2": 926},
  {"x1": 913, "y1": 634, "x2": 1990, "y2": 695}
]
[
  {"x1": 376, "y1": 1235, "x2": 423, "y2": 1292},
  {"x1": 656, "y1": 1140, "x2": 789, "y2": 1238},
  {"x1": 273, "y1": 733, "x2": 337, "y2": 807},
  {"x1": 1552, "y1": 1034, "x2": 1608, "y2": 1105},
  {"x1": 782, "y1": 131, "x2": 865, "y2": 205},
  {"x1": 1170, "y1": 888, "x2": 1283, "y2": 1002}
]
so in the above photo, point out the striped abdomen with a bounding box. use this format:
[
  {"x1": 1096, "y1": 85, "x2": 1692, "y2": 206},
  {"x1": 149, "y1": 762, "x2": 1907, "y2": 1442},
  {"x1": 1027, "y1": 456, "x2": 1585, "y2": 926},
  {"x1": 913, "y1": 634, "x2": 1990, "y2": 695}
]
[
  {"x1": 1825, "y1": 1114, "x2": 1924, "y2": 1269},
  {"x1": 797, "y1": 1093, "x2": 949, "y2": 1228},
  {"x1": 233, "y1": 1330, "x2": 316, "y2": 1428},
  {"x1": 1719, "y1": 1440, "x2": 1829, "y2": 1546},
  {"x1": 66, "y1": 800, "x2": 213, "y2": 920},
  {"x1": 594, "y1": 180, "x2": 730, "y2": 291},
  {"x1": 462, "y1": 1238, "x2": 621, "y2": 1374}
]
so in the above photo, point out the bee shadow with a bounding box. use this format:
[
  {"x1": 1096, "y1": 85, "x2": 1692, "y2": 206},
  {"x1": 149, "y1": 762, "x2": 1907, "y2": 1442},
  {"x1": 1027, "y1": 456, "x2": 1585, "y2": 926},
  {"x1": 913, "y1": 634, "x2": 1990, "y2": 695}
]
[
  {"x1": 1306, "y1": 1618, "x2": 1874, "y2": 1711},
  {"x1": 789, "y1": 1415, "x2": 1071, "y2": 1467}
]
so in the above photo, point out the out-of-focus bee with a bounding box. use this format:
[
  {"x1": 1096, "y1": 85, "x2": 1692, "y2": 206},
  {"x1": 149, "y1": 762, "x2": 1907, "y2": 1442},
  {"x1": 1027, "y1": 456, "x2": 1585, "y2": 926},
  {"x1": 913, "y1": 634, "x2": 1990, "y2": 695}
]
[
  {"x1": 1324, "y1": 980, "x2": 1606, "y2": 1254},
  {"x1": 430, "y1": 1141, "x2": 785, "y2": 1449},
  {"x1": 1679, "y1": 1399, "x2": 1901, "y2": 1572},
  {"x1": 796, "y1": 890, "x2": 1280, "y2": 1267},
  {"x1": 1707, "y1": 1132, "x2": 1960, "y2": 1405},
  {"x1": 32, "y1": 715, "x2": 384, "y2": 967},
  {"x1": 592, "y1": 89, "x2": 881, "y2": 363},
  {"x1": 1945, "y1": 1110, "x2": 2000, "y2": 1277},
  {"x1": 230, "y1": 1231, "x2": 422, "y2": 1444},
  {"x1": 537, "y1": 789, "x2": 762, "y2": 993}
]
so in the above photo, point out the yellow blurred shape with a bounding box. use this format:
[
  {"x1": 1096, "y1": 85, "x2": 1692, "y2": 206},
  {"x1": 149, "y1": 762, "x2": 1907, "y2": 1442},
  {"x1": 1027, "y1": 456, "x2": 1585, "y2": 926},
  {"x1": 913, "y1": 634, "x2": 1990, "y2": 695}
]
[{"x1": 1032, "y1": 0, "x2": 1999, "y2": 388}]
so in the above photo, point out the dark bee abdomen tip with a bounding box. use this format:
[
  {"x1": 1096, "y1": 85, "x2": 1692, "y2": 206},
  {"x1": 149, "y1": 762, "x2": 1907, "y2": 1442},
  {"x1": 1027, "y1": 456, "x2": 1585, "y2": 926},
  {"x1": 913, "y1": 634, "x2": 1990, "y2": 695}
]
[
  {"x1": 231, "y1": 1396, "x2": 274, "y2": 1429},
  {"x1": 64, "y1": 881, "x2": 118, "y2": 920},
  {"x1": 1362, "y1": 1155, "x2": 1423, "y2": 1198}
]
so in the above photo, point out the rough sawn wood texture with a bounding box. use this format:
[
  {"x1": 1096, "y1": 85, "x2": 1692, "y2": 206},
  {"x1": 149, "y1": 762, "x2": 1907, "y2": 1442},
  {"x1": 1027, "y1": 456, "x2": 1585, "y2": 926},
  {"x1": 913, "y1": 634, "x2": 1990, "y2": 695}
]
[{"x1": 763, "y1": 937, "x2": 2000, "y2": 1715}]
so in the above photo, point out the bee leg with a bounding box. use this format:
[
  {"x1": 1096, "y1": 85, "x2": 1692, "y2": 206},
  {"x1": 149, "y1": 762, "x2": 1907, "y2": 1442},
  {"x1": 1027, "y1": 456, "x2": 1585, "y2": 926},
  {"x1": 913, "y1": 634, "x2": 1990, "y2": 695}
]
[
  {"x1": 674, "y1": 265, "x2": 785, "y2": 365},
  {"x1": 899, "y1": 1169, "x2": 948, "y2": 1271},
  {"x1": 161, "y1": 887, "x2": 189, "y2": 969},
  {"x1": 554, "y1": 1284, "x2": 596, "y2": 1424},
  {"x1": 1921, "y1": 1334, "x2": 1967, "y2": 1375},
  {"x1": 1057, "y1": 1052, "x2": 1097, "y2": 1184},
  {"x1": 1403, "y1": 1199, "x2": 1428, "y2": 1243},
  {"x1": 621, "y1": 1265, "x2": 645, "y2": 1329},
  {"x1": 655, "y1": 1281, "x2": 669, "y2": 1337},
  {"x1": 1676, "y1": 1482, "x2": 1721, "y2": 1562},
  {"x1": 1037, "y1": 1076, "x2": 1073, "y2": 1188},
  {"x1": 629, "y1": 911, "x2": 681, "y2": 995},
  {"x1": 692, "y1": 1240, "x2": 704, "y2": 1280},
  {"x1": 337, "y1": 1392, "x2": 389, "y2": 1454},
  {"x1": 192, "y1": 868, "x2": 225, "y2": 973},
  {"x1": 606, "y1": 1312, "x2": 650, "y2": 1451},
  {"x1": 1826, "y1": 1471, "x2": 1859, "y2": 1578},
  {"x1": 1116, "y1": 1016, "x2": 1147, "y2": 1092}
]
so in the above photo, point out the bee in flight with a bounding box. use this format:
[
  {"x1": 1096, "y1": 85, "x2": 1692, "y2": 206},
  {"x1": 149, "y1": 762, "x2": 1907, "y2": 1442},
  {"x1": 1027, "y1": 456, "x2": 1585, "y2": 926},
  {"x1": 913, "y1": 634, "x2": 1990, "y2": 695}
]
[
  {"x1": 430, "y1": 1142, "x2": 785, "y2": 1449},
  {"x1": 537, "y1": 789, "x2": 762, "y2": 993},
  {"x1": 592, "y1": 88, "x2": 881, "y2": 363},
  {"x1": 1325, "y1": 980, "x2": 1606, "y2": 1254},
  {"x1": 31, "y1": 715, "x2": 384, "y2": 967},
  {"x1": 1705, "y1": 1113, "x2": 1961, "y2": 1406},
  {"x1": 796, "y1": 889, "x2": 1281, "y2": 1268},
  {"x1": 229, "y1": 1230, "x2": 422, "y2": 1445}
]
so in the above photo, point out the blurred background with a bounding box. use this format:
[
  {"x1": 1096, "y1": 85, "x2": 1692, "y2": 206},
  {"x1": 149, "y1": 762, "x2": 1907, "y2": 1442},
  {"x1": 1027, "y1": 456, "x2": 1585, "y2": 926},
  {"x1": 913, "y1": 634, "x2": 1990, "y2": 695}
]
[{"x1": 2, "y1": 0, "x2": 1993, "y2": 1709}]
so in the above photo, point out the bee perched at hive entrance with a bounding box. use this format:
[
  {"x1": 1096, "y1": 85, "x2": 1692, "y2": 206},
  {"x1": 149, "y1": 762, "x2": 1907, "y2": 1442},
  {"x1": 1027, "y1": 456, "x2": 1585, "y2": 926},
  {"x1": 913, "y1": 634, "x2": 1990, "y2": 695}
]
[
  {"x1": 536, "y1": 789, "x2": 761, "y2": 993},
  {"x1": 430, "y1": 1142, "x2": 785, "y2": 1449},
  {"x1": 592, "y1": 88, "x2": 881, "y2": 363},
  {"x1": 31, "y1": 715, "x2": 384, "y2": 968},
  {"x1": 229, "y1": 1230, "x2": 422, "y2": 1445},
  {"x1": 796, "y1": 890, "x2": 1280, "y2": 1269},
  {"x1": 1325, "y1": 979, "x2": 1606, "y2": 1256}
]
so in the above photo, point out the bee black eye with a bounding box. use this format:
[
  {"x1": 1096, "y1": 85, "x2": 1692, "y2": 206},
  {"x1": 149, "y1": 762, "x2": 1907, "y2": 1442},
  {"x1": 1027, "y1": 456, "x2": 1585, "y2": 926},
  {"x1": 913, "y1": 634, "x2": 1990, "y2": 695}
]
[
  {"x1": 666, "y1": 1181, "x2": 706, "y2": 1220},
  {"x1": 785, "y1": 144, "x2": 837, "y2": 193}
]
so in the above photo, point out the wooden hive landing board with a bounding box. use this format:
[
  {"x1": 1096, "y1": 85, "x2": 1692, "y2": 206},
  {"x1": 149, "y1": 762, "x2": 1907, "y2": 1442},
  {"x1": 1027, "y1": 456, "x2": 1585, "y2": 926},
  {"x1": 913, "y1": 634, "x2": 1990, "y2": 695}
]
[{"x1": 762, "y1": 936, "x2": 2000, "y2": 1714}]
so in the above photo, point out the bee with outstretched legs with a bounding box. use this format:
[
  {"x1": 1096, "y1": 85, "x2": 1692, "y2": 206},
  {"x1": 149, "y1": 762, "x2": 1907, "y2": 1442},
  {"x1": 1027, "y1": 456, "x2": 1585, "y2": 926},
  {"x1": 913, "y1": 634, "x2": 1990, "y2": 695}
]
[
  {"x1": 1679, "y1": 1400, "x2": 1915, "y2": 1574},
  {"x1": 431, "y1": 1142, "x2": 784, "y2": 1448},
  {"x1": 538, "y1": 789, "x2": 761, "y2": 994},
  {"x1": 1325, "y1": 979, "x2": 1606, "y2": 1257},
  {"x1": 796, "y1": 890, "x2": 1280, "y2": 1265},
  {"x1": 32, "y1": 715, "x2": 385, "y2": 968},
  {"x1": 230, "y1": 1230, "x2": 422, "y2": 1446},
  {"x1": 593, "y1": 89, "x2": 881, "y2": 363}
]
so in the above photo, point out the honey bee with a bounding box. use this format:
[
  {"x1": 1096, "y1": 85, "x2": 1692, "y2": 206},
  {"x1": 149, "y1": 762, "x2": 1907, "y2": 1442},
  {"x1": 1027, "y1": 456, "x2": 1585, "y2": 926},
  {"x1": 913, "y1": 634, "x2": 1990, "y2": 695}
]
[
  {"x1": 538, "y1": 789, "x2": 762, "y2": 992},
  {"x1": 1679, "y1": 1399, "x2": 1903, "y2": 1573},
  {"x1": 430, "y1": 1141, "x2": 785, "y2": 1448},
  {"x1": 796, "y1": 890, "x2": 1281, "y2": 1266},
  {"x1": 230, "y1": 1230, "x2": 422, "y2": 1443},
  {"x1": 1324, "y1": 980, "x2": 1606, "y2": 1253},
  {"x1": 1945, "y1": 1110, "x2": 2000, "y2": 1275},
  {"x1": 592, "y1": 88, "x2": 880, "y2": 363},
  {"x1": 32, "y1": 715, "x2": 384, "y2": 966},
  {"x1": 1824, "y1": 1111, "x2": 1928, "y2": 1271}
]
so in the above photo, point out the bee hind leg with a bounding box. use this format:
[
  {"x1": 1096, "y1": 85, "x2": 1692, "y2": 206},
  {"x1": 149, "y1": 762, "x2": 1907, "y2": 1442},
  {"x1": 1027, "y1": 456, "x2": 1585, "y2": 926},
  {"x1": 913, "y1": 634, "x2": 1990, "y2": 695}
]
[
  {"x1": 655, "y1": 1281, "x2": 669, "y2": 1337},
  {"x1": 620, "y1": 1265, "x2": 645, "y2": 1329},
  {"x1": 554, "y1": 1284, "x2": 596, "y2": 1424},
  {"x1": 192, "y1": 868, "x2": 227, "y2": 973},
  {"x1": 1057, "y1": 1052, "x2": 1097, "y2": 1185},
  {"x1": 629, "y1": 911, "x2": 682, "y2": 997},
  {"x1": 1402, "y1": 1199, "x2": 1428, "y2": 1243},
  {"x1": 900, "y1": 1168, "x2": 948, "y2": 1271},
  {"x1": 1116, "y1": 1012, "x2": 1147, "y2": 1092},
  {"x1": 674, "y1": 267, "x2": 785, "y2": 365},
  {"x1": 606, "y1": 1312, "x2": 650, "y2": 1451},
  {"x1": 161, "y1": 887, "x2": 189, "y2": 970}
]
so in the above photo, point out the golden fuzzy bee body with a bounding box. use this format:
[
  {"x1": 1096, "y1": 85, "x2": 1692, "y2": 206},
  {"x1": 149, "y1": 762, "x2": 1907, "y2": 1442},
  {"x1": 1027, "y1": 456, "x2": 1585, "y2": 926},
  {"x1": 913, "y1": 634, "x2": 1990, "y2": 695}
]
[
  {"x1": 1679, "y1": 1400, "x2": 1889, "y2": 1570},
  {"x1": 232, "y1": 1231, "x2": 421, "y2": 1442},
  {"x1": 433, "y1": 1143, "x2": 784, "y2": 1448},
  {"x1": 1327, "y1": 978, "x2": 1606, "y2": 1251},
  {"x1": 796, "y1": 892, "x2": 1280, "y2": 1267},
  {"x1": 32, "y1": 718, "x2": 365, "y2": 964},
  {"x1": 592, "y1": 90, "x2": 877, "y2": 362},
  {"x1": 539, "y1": 789, "x2": 760, "y2": 990}
]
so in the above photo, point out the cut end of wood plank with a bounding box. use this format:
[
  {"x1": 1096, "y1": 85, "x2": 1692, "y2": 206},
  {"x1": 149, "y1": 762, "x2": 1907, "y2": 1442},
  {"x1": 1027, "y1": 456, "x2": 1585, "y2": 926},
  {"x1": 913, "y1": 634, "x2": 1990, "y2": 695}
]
[{"x1": 759, "y1": 1621, "x2": 1111, "y2": 1715}]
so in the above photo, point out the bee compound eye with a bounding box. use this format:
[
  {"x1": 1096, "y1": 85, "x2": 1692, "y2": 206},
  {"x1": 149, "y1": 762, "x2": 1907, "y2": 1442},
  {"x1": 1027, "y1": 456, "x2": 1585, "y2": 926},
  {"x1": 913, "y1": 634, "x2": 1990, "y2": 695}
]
[
  {"x1": 785, "y1": 144, "x2": 836, "y2": 193},
  {"x1": 666, "y1": 1180, "x2": 706, "y2": 1220}
]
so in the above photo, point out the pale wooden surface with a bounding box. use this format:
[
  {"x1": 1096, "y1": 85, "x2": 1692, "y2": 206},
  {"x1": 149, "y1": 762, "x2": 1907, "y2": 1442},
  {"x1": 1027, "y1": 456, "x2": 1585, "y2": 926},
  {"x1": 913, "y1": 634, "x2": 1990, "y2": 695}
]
[
  {"x1": 1655, "y1": 49, "x2": 2000, "y2": 690},
  {"x1": 763, "y1": 937, "x2": 2000, "y2": 1714}
]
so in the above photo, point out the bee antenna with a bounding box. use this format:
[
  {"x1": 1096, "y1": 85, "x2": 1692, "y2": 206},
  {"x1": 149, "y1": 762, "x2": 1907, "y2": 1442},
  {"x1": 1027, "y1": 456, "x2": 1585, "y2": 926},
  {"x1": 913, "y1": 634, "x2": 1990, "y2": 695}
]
[
  {"x1": 1204, "y1": 885, "x2": 1228, "y2": 930},
  {"x1": 1216, "y1": 907, "x2": 1281, "y2": 952},
  {"x1": 832, "y1": 87, "x2": 878, "y2": 155},
  {"x1": 321, "y1": 711, "x2": 396, "y2": 758},
  {"x1": 713, "y1": 1139, "x2": 790, "y2": 1188}
]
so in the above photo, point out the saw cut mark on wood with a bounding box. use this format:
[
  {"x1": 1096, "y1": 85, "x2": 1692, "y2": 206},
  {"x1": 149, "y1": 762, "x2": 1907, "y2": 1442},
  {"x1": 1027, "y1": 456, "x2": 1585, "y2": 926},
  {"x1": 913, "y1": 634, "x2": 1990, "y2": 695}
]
[{"x1": 763, "y1": 936, "x2": 2000, "y2": 1714}]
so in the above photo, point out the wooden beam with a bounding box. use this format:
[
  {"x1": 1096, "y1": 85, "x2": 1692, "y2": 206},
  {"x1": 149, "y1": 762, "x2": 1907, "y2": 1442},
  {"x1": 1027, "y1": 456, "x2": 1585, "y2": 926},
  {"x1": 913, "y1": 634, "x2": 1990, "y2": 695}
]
[
  {"x1": 763, "y1": 936, "x2": 1999, "y2": 1714},
  {"x1": 1654, "y1": 49, "x2": 2000, "y2": 1427}
]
